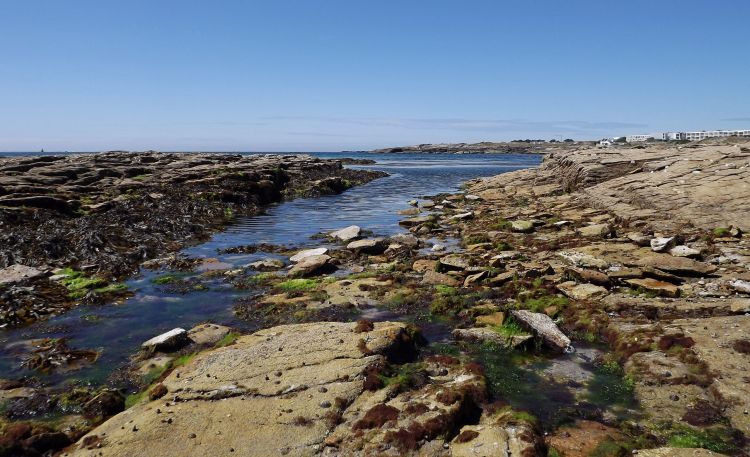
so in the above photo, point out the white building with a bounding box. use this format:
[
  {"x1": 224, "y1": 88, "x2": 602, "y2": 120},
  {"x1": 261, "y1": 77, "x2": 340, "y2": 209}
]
[
  {"x1": 662, "y1": 132, "x2": 681, "y2": 141},
  {"x1": 680, "y1": 129, "x2": 750, "y2": 141},
  {"x1": 626, "y1": 134, "x2": 654, "y2": 143},
  {"x1": 597, "y1": 139, "x2": 612, "y2": 148}
]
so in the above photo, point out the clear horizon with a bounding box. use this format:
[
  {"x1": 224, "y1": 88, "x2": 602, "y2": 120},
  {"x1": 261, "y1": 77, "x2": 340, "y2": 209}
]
[{"x1": 2, "y1": 0, "x2": 749, "y2": 152}]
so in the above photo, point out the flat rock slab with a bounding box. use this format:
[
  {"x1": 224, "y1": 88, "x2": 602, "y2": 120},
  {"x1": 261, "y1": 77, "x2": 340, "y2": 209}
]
[
  {"x1": 289, "y1": 248, "x2": 328, "y2": 263},
  {"x1": 0, "y1": 264, "x2": 45, "y2": 285},
  {"x1": 187, "y1": 323, "x2": 232, "y2": 347},
  {"x1": 511, "y1": 310, "x2": 571, "y2": 352},
  {"x1": 557, "y1": 281, "x2": 609, "y2": 300},
  {"x1": 636, "y1": 253, "x2": 717, "y2": 276},
  {"x1": 625, "y1": 278, "x2": 679, "y2": 297},
  {"x1": 70, "y1": 321, "x2": 410, "y2": 457},
  {"x1": 666, "y1": 315, "x2": 750, "y2": 435}
]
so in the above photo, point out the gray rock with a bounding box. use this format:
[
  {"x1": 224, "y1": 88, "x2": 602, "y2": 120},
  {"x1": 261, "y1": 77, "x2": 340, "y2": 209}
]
[
  {"x1": 399, "y1": 215, "x2": 435, "y2": 227},
  {"x1": 511, "y1": 310, "x2": 571, "y2": 352},
  {"x1": 449, "y1": 212, "x2": 474, "y2": 221},
  {"x1": 431, "y1": 243, "x2": 446, "y2": 252},
  {"x1": 729, "y1": 279, "x2": 750, "y2": 294},
  {"x1": 289, "y1": 248, "x2": 328, "y2": 263},
  {"x1": 0, "y1": 264, "x2": 45, "y2": 286},
  {"x1": 556, "y1": 281, "x2": 609, "y2": 300},
  {"x1": 668, "y1": 245, "x2": 701, "y2": 258},
  {"x1": 329, "y1": 225, "x2": 361, "y2": 242},
  {"x1": 346, "y1": 238, "x2": 387, "y2": 255},
  {"x1": 389, "y1": 233, "x2": 420, "y2": 248},
  {"x1": 142, "y1": 328, "x2": 190, "y2": 352},
  {"x1": 288, "y1": 254, "x2": 332, "y2": 277},
  {"x1": 247, "y1": 258, "x2": 285, "y2": 271},
  {"x1": 651, "y1": 236, "x2": 676, "y2": 252},
  {"x1": 439, "y1": 254, "x2": 470, "y2": 271}
]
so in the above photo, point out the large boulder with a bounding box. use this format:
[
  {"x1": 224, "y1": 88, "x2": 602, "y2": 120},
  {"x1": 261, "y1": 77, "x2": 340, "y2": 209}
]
[{"x1": 69, "y1": 321, "x2": 414, "y2": 457}]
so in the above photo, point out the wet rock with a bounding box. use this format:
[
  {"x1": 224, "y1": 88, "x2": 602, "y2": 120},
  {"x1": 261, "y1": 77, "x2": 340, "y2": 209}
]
[
  {"x1": 399, "y1": 215, "x2": 435, "y2": 227},
  {"x1": 557, "y1": 281, "x2": 609, "y2": 300},
  {"x1": 82, "y1": 390, "x2": 125, "y2": 419},
  {"x1": 452, "y1": 327, "x2": 531, "y2": 348},
  {"x1": 347, "y1": 238, "x2": 387, "y2": 255},
  {"x1": 288, "y1": 254, "x2": 332, "y2": 277},
  {"x1": 329, "y1": 225, "x2": 361, "y2": 242},
  {"x1": 389, "y1": 233, "x2": 420, "y2": 248},
  {"x1": 650, "y1": 236, "x2": 676, "y2": 252},
  {"x1": 246, "y1": 258, "x2": 285, "y2": 271},
  {"x1": 422, "y1": 270, "x2": 460, "y2": 287},
  {"x1": 510, "y1": 220, "x2": 534, "y2": 233},
  {"x1": 141, "y1": 328, "x2": 190, "y2": 352},
  {"x1": 626, "y1": 278, "x2": 679, "y2": 297},
  {"x1": 511, "y1": 310, "x2": 571, "y2": 352},
  {"x1": 289, "y1": 247, "x2": 328, "y2": 263},
  {"x1": 24, "y1": 432, "x2": 72, "y2": 455},
  {"x1": 0, "y1": 264, "x2": 45, "y2": 285}
]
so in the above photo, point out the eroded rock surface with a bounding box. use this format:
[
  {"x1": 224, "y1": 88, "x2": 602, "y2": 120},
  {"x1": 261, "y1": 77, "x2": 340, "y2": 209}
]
[{"x1": 68, "y1": 321, "x2": 415, "y2": 456}]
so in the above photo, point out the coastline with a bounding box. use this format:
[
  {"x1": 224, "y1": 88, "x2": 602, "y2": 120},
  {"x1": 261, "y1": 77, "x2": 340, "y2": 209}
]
[{"x1": 1, "y1": 142, "x2": 749, "y2": 456}]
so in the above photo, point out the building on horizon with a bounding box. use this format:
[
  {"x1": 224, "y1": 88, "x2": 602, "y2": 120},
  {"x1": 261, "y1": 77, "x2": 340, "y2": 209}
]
[
  {"x1": 678, "y1": 129, "x2": 750, "y2": 141},
  {"x1": 625, "y1": 134, "x2": 655, "y2": 143}
]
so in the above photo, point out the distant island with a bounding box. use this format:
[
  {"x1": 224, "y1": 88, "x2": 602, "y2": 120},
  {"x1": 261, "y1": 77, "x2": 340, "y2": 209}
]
[{"x1": 366, "y1": 140, "x2": 588, "y2": 154}]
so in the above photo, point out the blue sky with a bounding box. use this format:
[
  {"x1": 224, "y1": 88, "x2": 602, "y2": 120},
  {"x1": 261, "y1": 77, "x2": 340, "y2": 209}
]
[{"x1": 1, "y1": 0, "x2": 749, "y2": 152}]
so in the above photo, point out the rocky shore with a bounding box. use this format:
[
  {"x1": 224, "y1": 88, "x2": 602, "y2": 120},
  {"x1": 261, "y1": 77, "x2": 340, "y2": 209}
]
[
  {"x1": 370, "y1": 141, "x2": 582, "y2": 154},
  {"x1": 2, "y1": 141, "x2": 750, "y2": 456},
  {"x1": 0, "y1": 152, "x2": 385, "y2": 328}
]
